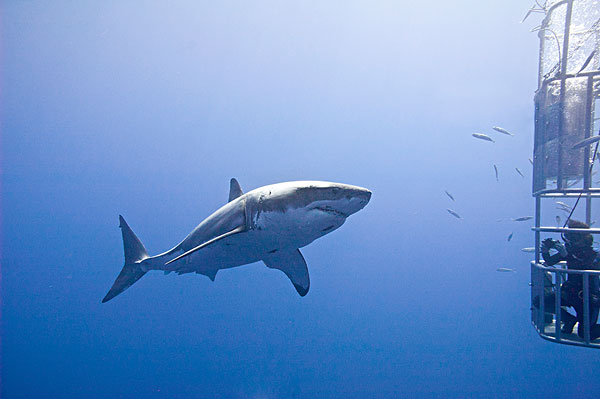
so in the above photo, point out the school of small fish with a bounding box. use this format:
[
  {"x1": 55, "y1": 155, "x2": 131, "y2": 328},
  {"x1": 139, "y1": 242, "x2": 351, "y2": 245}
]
[
  {"x1": 470, "y1": 127, "x2": 526, "y2": 184},
  {"x1": 460, "y1": 122, "x2": 550, "y2": 274}
]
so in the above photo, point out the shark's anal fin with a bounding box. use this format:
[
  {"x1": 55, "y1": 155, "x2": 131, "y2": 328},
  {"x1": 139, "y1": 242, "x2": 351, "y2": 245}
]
[
  {"x1": 194, "y1": 270, "x2": 217, "y2": 281},
  {"x1": 263, "y1": 249, "x2": 310, "y2": 296},
  {"x1": 228, "y1": 178, "x2": 243, "y2": 202},
  {"x1": 165, "y1": 225, "x2": 246, "y2": 266}
]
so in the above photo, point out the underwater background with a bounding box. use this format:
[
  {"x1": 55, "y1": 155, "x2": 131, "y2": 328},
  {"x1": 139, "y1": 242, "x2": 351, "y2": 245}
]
[{"x1": 3, "y1": 1, "x2": 600, "y2": 398}]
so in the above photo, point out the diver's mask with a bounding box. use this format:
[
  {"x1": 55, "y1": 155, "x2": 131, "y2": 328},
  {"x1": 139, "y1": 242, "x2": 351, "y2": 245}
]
[{"x1": 563, "y1": 220, "x2": 593, "y2": 250}]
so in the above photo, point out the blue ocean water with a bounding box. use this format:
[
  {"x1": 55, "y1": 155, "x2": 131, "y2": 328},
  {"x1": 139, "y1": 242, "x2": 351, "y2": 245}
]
[{"x1": 3, "y1": 1, "x2": 600, "y2": 398}]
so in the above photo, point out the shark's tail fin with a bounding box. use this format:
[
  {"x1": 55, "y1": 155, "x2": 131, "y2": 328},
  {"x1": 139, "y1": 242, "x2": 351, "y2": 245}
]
[{"x1": 102, "y1": 215, "x2": 149, "y2": 303}]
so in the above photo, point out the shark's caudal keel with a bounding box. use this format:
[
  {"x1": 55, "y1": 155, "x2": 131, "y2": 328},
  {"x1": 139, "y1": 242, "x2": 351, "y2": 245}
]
[{"x1": 102, "y1": 179, "x2": 371, "y2": 302}]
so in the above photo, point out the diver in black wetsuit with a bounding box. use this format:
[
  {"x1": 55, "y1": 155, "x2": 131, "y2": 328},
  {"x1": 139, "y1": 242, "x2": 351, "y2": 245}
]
[{"x1": 537, "y1": 220, "x2": 600, "y2": 339}]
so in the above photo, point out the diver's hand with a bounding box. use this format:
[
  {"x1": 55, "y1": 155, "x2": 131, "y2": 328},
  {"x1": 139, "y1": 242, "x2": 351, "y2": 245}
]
[
  {"x1": 541, "y1": 238, "x2": 555, "y2": 253},
  {"x1": 554, "y1": 242, "x2": 568, "y2": 257}
]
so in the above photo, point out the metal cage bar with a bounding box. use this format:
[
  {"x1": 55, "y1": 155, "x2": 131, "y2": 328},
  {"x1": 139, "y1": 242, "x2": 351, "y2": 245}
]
[
  {"x1": 556, "y1": 271, "x2": 563, "y2": 341},
  {"x1": 531, "y1": 262, "x2": 600, "y2": 348}
]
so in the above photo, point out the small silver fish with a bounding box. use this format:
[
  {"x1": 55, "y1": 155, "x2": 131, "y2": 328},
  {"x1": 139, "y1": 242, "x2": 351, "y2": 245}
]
[
  {"x1": 507, "y1": 232, "x2": 513, "y2": 242},
  {"x1": 521, "y1": 8, "x2": 533, "y2": 23},
  {"x1": 520, "y1": 6, "x2": 543, "y2": 24},
  {"x1": 497, "y1": 268, "x2": 516, "y2": 273},
  {"x1": 515, "y1": 167, "x2": 524, "y2": 178},
  {"x1": 494, "y1": 164, "x2": 499, "y2": 181},
  {"x1": 576, "y1": 50, "x2": 596, "y2": 75},
  {"x1": 572, "y1": 135, "x2": 600, "y2": 150},
  {"x1": 529, "y1": 158, "x2": 534, "y2": 165},
  {"x1": 512, "y1": 216, "x2": 533, "y2": 221},
  {"x1": 556, "y1": 201, "x2": 571, "y2": 210},
  {"x1": 472, "y1": 133, "x2": 495, "y2": 143},
  {"x1": 521, "y1": 247, "x2": 536, "y2": 253},
  {"x1": 446, "y1": 209, "x2": 463, "y2": 219},
  {"x1": 492, "y1": 126, "x2": 514, "y2": 136},
  {"x1": 445, "y1": 190, "x2": 455, "y2": 201}
]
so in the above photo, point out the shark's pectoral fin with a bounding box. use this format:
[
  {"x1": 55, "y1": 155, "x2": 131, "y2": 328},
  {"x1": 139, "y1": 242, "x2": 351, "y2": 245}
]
[
  {"x1": 165, "y1": 225, "x2": 246, "y2": 266},
  {"x1": 263, "y1": 249, "x2": 310, "y2": 296},
  {"x1": 228, "y1": 178, "x2": 243, "y2": 202}
]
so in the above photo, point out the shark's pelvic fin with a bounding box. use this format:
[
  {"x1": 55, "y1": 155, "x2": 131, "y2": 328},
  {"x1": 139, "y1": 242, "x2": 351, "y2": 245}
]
[
  {"x1": 102, "y1": 216, "x2": 149, "y2": 303},
  {"x1": 263, "y1": 249, "x2": 310, "y2": 296},
  {"x1": 205, "y1": 269, "x2": 218, "y2": 281},
  {"x1": 165, "y1": 225, "x2": 246, "y2": 266},
  {"x1": 228, "y1": 178, "x2": 244, "y2": 202}
]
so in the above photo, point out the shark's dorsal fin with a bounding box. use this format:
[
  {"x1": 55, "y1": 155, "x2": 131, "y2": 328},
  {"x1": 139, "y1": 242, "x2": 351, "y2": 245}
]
[
  {"x1": 228, "y1": 178, "x2": 243, "y2": 202},
  {"x1": 165, "y1": 225, "x2": 246, "y2": 266},
  {"x1": 263, "y1": 249, "x2": 310, "y2": 296}
]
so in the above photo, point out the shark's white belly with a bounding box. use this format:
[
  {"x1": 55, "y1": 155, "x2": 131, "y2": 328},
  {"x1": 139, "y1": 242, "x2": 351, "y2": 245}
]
[
  {"x1": 153, "y1": 207, "x2": 346, "y2": 274},
  {"x1": 255, "y1": 207, "x2": 345, "y2": 249}
]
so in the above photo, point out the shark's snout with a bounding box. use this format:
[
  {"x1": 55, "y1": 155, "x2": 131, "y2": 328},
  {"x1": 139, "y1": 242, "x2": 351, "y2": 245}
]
[
  {"x1": 352, "y1": 188, "x2": 371, "y2": 212},
  {"x1": 358, "y1": 188, "x2": 372, "y2": 204},
  {"x1": 332, "y1": 185, "x2": 371, "y2": 216}
]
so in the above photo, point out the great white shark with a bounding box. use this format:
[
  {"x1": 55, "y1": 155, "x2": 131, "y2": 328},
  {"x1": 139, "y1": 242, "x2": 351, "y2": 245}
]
[{"x1": 102, "y1": 179, "x2": 371, "y2": 302}]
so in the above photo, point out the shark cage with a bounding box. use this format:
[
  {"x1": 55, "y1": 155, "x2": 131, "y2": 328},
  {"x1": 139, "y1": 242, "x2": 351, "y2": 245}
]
[{"x1": 530, "y1": 0, "x2": 600, "y2": 348}]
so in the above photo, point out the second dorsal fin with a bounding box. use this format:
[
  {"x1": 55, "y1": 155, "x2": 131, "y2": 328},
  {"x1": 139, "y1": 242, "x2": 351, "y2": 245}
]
[{"x1": 228, "y1": 178, "x2": 243, "y2": 202}]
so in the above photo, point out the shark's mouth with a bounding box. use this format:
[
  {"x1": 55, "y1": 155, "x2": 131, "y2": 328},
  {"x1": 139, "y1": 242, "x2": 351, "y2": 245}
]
[{"x1": 314, "y1": 206, "x2": 348, "y2": 218}]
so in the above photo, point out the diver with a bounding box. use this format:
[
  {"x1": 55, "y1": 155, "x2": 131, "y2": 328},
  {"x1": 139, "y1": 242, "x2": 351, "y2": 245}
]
[{"x1": 535, "y1": 220, "x2": 600, "y2": 339}]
